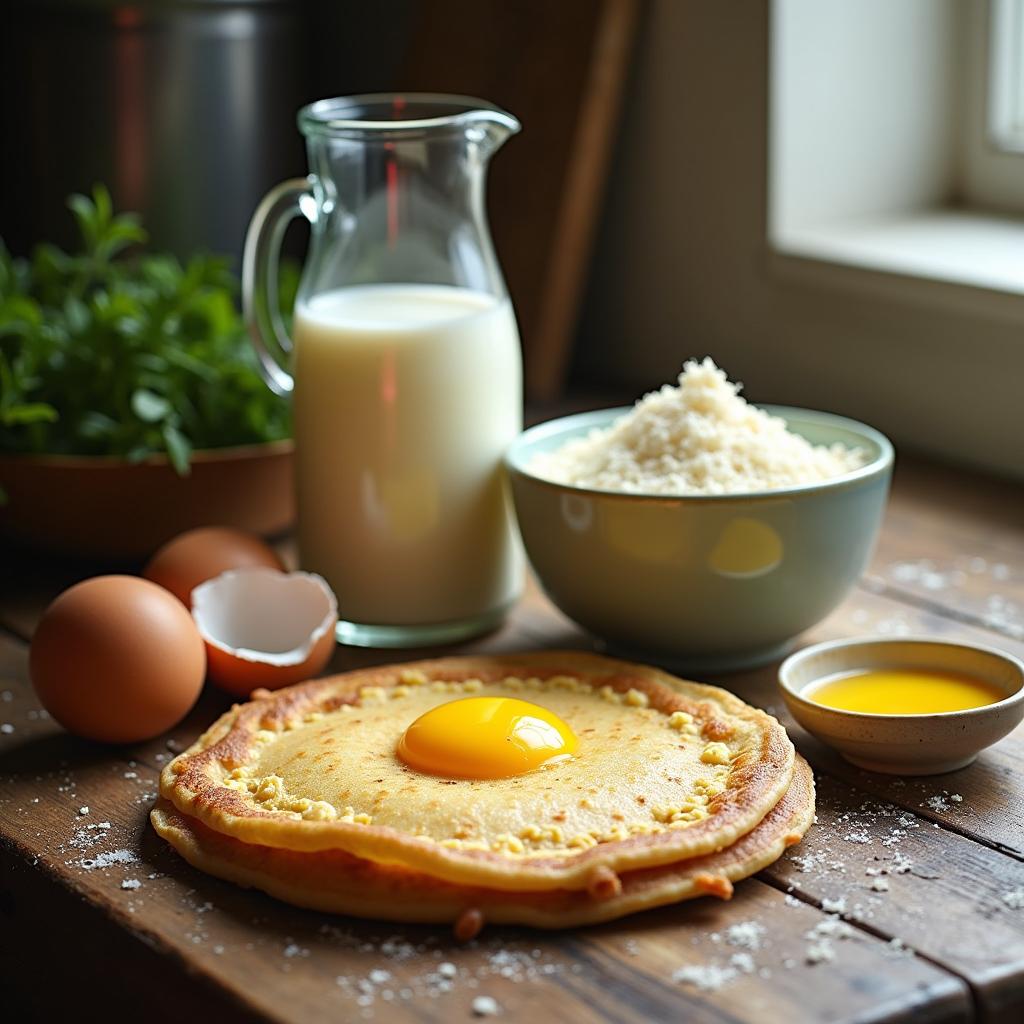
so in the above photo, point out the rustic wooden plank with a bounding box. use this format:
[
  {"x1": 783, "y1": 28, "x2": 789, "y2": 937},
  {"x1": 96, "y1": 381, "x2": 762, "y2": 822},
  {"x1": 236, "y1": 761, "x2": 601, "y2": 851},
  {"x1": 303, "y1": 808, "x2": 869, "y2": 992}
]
[
  {"x1": 1, "y1": 853, "x2": 260, "y2": 1024},
  {"x1": 882, "y1": 460, "x2": 1024, "y2": 552},
  {"x1": 0, "y1": 756, "x2": 971, "y2": 1024},
  {"x1": 580, "y1": 885, "x2": 968, "y2": 1024},
  {"x1": 0, "y1": 633, "x2": 974, "y2": 1024},
  {"x1": 2, "y1": 451, "x2": 1023, "y2": 1022},
  {"x1": 862, "y1": 459, "x2": 1024, "y2": 642},
  {"x1": 763, "y1": 774, "x2": 1024, "y2": 1022}
]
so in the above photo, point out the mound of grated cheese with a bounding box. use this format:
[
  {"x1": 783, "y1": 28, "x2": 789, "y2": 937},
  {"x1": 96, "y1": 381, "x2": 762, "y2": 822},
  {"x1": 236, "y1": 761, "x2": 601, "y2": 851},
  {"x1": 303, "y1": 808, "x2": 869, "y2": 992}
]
[{"x1": 530, "y1": 358, "x2": 866, "y2": 496}]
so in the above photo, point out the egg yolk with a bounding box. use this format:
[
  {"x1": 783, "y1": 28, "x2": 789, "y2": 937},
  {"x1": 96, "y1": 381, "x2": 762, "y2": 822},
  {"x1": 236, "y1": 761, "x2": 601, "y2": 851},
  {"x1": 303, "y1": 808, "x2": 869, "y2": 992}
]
[{"x1": 396, "y1": 697, "x2": 578, "y2": 779}]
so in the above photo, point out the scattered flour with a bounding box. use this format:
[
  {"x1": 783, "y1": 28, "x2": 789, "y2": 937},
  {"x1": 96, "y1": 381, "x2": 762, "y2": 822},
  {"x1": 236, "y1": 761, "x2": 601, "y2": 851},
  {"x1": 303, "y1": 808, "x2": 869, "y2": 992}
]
[
  {"x1": 843, "y1": 830, "x2": 871, "y2": 845},
  {"x1": 529, "y1": 358, "x2": 866, "y2": 495},
  {"x1": 729, "y1": 952, "x2": 755, "y2": 974},
  {"x1": 884, "y1": 938, "x2": 913, "y2": 959},
  {"x1": 804, "y1": 916, "x2": 857, "y2": 966},
  {"x1": 472, "y1": 996, "x2": 500, "y2": 1016},
  {"x1": 1002, "y1": 889, "x2": 1024, "y2": 910},
  {"x1": 673, "y1": 961, "x2": 739, "y2": 992},
  {"x1": 790, "y1": 850, "x2": 829, "y2": 873},
  {"x1": 881, "y1": 558, "x2": 1022, "y2": 638},
  {"x1": 80, "y1": 849, "x2": 137, "y2": 870},
  {"x1": 923, "y1": 792, "x2": 963, "y2": 814},
  {"x1": 325, "y1": 931, "x2": 580, "y2": 1016},
  {"x1": 121, "y1": 878, "x2": 141, "y2": 891},
  {"x1": 804, "y1": 942, "x2": 835, "y2": 965},
  {"x1": 890, "y1": 852, "x2": 914, "y2": 874},
  {"x1": 724, "y1": 921, "x2": 766, "y2": 951}
]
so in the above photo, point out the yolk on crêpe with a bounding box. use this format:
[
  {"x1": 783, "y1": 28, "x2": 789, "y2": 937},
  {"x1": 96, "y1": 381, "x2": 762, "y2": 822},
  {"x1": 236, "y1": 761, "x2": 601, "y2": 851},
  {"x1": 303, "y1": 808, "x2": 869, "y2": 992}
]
[
  {"x1": 807, "y1": 669, "x2": 1005, "y2": 715},
  {"x1": 396, "y1": 696, "x2": 578, "y2": 779}
]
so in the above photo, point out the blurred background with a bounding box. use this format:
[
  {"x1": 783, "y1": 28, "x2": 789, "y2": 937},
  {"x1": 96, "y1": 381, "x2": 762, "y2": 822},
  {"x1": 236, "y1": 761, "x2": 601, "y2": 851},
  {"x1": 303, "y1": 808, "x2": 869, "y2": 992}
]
[{"x1": 2, "y1": 0, "x2": 1022, "y2": 478}]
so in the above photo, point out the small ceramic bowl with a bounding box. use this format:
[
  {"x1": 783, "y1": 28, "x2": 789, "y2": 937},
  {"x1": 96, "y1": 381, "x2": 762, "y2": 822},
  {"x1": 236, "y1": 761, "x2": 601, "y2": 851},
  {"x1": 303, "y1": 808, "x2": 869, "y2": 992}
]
[
  {"x1": 779, "y1": 637, "x2": 1024, "y2": 774},
  {"x1": 506, "y1": 405, "x2": 893, "y2": 671}
]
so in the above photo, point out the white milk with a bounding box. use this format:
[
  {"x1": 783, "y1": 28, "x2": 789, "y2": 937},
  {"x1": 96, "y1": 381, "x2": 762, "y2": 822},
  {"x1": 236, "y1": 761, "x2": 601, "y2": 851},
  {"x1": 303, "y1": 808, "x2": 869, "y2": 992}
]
[{"x1": 292, "y1": 284, "x2": 523, "y2": 626}]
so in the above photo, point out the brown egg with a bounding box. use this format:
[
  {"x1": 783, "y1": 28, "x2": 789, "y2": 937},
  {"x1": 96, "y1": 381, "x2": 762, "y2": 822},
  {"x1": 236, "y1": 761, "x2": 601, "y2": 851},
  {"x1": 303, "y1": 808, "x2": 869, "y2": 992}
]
[
  {"x1": 30, "y1": 576, "x2": 206, "y2": 743},
  {"x1": 144, "y1": 526, "x2": 285, "y2": 606}
]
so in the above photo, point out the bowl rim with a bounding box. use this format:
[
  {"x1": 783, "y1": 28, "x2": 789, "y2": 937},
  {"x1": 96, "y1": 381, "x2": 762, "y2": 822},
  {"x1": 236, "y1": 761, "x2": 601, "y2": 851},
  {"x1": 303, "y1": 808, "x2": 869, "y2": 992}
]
[
  {"x1": 778, "y1": 635, "x2": 1024, "y2": 722},
  {"x1": 506, "y1": 404, "x2": 894, "y2": 503},
  {"x1": 0, "y1": 438, "x2": 294, "y2": 470}
]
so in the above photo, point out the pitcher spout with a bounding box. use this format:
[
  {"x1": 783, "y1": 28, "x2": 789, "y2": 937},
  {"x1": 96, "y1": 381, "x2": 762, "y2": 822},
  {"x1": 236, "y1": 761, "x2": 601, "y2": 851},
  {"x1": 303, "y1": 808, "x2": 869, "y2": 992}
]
[{"x1": 462, "y1": 106, "x2": 521, "y2": 156}]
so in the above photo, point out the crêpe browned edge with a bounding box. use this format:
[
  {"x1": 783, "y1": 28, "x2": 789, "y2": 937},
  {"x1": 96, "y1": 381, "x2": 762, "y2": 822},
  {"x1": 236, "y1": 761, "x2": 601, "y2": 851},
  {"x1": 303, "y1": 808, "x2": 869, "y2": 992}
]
[
  {"x1": 160, "y1": 651, "x2": 796, "y2": 892},
  {"x1": 152, "y1": 756, "x2": 814, "y2": 929}
]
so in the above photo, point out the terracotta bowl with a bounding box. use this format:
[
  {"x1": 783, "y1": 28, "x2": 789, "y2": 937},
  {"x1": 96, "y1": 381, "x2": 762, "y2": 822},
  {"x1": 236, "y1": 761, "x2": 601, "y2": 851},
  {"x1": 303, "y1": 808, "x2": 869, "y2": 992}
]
[
  {"x1": 779, "y1": 637, "x2": 1024, "y2": 775},
  {"x1": 0, "y1": 441, "x2": 294, "y2": 560}
]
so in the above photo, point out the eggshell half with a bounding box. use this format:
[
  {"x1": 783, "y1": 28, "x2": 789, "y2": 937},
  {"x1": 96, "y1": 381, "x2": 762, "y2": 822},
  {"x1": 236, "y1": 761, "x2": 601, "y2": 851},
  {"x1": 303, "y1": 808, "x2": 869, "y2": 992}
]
[
  {"x1": 192, "y1": 568, "x2": 337, "y2": 697},
  {"x1": 144, "y1": 527, "x2": 285, "y2": 606}
]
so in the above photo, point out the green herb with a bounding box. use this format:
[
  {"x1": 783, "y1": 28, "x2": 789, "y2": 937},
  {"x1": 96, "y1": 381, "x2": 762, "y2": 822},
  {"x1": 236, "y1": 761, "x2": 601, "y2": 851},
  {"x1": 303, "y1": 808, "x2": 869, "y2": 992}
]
[{"x1": 0, "y1": 185, "x2": 292, "y2": 474}]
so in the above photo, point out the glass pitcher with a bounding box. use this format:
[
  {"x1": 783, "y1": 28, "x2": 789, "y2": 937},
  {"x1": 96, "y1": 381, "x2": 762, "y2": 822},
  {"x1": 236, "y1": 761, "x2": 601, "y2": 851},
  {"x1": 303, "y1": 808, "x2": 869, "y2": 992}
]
[{"x1": 243, "y1": 94, "x2": 523, "y2": 647}]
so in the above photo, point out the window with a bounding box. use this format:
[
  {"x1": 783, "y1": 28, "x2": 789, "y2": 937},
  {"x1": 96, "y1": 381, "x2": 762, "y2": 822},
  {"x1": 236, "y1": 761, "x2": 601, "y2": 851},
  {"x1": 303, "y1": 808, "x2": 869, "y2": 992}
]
[
  {"x1": 770, "y1": 0, "x2": 1024, "y2": 302},
  {"x1": 989, "y1": 0, "x2": 1024, "y2": 154},
  {"x1": 963, "y1": 0, "x2": 1024, "y2": 212}
]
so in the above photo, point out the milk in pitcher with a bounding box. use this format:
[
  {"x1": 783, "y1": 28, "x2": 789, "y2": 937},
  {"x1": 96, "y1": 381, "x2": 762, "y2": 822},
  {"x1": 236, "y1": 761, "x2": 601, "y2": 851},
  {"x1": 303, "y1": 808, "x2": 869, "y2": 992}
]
[{"x1": 292, "y1": 283, "x2": 523, "y2": 630}]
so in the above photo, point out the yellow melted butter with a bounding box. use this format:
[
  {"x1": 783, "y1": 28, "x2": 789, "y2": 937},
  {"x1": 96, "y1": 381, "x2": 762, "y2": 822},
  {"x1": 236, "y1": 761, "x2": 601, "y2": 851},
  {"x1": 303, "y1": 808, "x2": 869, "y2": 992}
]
[{"x1": 808, "y1": 669, "x2": 1005, "y2": 715}]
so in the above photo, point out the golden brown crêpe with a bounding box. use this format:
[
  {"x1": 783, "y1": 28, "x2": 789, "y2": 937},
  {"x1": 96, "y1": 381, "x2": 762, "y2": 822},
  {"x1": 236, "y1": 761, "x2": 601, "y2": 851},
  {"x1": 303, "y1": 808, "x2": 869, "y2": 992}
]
[
  {"x1": 151, "y1": 757, "x2": 813, "y2": 928},
  {"x1": 160, "y1": 652, "x2": 796, "y2": 891}
]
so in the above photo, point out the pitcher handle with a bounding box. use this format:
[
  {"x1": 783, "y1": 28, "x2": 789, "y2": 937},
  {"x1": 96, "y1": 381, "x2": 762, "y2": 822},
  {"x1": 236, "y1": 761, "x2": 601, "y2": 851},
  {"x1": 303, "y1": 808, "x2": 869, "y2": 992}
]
[{"x1": 242, "y1": 177, "x2": 312, "y2": 396}]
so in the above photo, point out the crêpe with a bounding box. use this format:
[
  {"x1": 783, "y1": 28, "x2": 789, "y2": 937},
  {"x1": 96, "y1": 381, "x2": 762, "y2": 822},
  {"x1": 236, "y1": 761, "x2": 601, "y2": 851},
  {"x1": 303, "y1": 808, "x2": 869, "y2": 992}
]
[
  {"x1": 160, "y1": 652, "x2": 795, "y2": 891},
  {"x1": 152, "y1": 756, "x2": 813, "y2": 928}
]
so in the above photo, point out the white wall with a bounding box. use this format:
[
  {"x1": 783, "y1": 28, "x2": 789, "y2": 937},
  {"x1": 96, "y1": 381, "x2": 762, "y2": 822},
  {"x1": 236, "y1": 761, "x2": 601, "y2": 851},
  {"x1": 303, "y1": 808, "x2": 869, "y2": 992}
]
[
  {"x1": 578, "y1": 1, "x2": 1023, "y2": 479},
  {"x1": 771, "y1": 0, "x2": 958, "y2": 233}
]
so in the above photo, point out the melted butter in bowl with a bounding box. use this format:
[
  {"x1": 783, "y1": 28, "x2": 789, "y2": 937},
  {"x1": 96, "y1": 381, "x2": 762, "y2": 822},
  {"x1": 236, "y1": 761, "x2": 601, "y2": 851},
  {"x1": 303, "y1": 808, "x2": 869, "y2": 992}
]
[
  {"x1": 779, "y1": 638, "x2": 1024, "y2": 775},
  {"x1": 806, "y1": 668, "x2": 1006, "y2": 715}
]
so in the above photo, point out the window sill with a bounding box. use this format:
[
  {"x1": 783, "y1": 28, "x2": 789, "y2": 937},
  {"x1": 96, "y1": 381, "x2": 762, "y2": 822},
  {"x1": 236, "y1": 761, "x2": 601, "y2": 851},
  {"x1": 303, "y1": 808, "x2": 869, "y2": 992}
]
[{"x1": 769, "y1": 209, "x2": 1024, "y2": 322}]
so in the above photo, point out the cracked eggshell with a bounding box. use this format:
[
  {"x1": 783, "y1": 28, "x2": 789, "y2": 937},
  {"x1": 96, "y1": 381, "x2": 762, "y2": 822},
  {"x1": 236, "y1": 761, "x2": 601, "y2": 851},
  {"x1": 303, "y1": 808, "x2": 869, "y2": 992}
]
[{"x1": 192, "y1": 567, "x2": 337, "y2": 697}]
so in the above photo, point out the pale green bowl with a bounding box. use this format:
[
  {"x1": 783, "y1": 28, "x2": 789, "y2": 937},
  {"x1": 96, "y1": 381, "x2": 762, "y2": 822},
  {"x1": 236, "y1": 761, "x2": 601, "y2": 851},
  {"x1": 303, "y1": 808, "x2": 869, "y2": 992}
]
[{"x1": 506, "y1": 405, "x2": 894, "y2": 672}]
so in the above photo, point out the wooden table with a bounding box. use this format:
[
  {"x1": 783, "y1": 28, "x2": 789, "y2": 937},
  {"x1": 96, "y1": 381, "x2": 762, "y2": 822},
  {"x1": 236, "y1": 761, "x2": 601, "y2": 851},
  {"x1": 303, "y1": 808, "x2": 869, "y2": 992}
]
[{"x1": 2, "y1": 456, "x2": 1023, "y2": 1023}]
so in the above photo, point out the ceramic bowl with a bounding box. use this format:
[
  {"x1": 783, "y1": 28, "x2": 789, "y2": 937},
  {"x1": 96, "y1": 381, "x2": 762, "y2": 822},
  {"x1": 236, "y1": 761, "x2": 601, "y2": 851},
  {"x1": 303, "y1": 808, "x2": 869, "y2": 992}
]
[
  {"x1": 506, "y1": 406, "x2": 893, "y2": 671},
  {"x1": 779, "y1": 637, "x2": 1024, "y2": 774}
]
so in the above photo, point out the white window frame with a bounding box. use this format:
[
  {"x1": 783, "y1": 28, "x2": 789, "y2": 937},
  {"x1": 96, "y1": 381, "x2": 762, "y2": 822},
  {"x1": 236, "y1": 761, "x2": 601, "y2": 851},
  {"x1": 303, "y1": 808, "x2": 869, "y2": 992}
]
[
  {"x1": 989, "y1": 0, "x2": 1024, "y2": 153},
  {"x1": 770, "y1": 0, "x2": 1024, "y2": 315}
]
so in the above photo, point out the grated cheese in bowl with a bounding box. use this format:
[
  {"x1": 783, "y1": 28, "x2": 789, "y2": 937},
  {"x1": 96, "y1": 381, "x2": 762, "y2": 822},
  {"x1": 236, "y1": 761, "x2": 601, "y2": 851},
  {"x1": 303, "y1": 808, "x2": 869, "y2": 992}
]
[{"x1": 529, "y1": 358, "x2": 866, "y2": 496}]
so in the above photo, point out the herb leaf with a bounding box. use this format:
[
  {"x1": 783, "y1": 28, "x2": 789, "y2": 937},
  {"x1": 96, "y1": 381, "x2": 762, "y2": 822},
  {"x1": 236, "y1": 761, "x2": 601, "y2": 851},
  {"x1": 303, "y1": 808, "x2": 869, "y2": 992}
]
[{"x1": 0, "y1": 187, "x2": 291, "y2": 474}]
